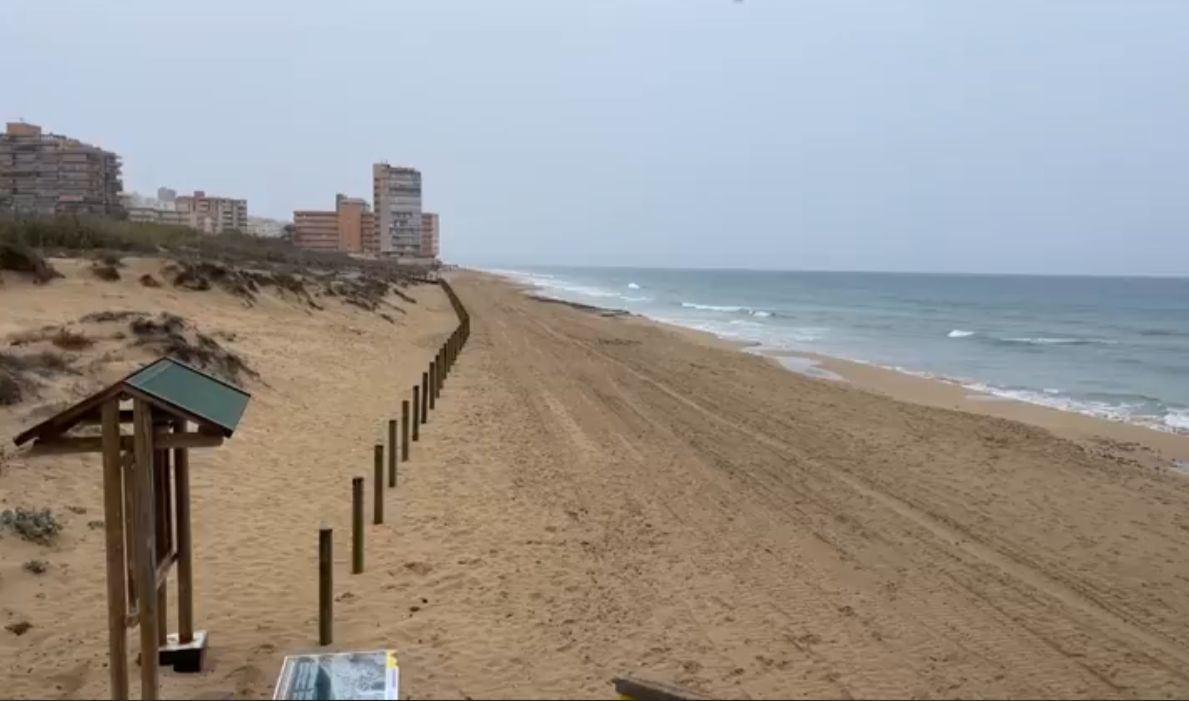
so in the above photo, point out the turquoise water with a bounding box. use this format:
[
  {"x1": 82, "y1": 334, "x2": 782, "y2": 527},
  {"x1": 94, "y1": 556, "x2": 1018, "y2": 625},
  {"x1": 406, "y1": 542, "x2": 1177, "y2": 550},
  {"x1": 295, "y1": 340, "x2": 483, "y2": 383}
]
[{"x1": 488, "y1": 266, "x2": 1189, "y2": 434}]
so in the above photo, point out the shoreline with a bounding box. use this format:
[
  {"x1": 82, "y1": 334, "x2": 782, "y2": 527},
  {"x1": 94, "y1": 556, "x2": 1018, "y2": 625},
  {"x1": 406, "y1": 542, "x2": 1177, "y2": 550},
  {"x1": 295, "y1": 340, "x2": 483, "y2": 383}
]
[
  {"x1": 434, "y1": 271, "x2": 1189, "y2": 697},
  {"x1": 487, "y1": 271, "x2": 1189, "y2": 469}
]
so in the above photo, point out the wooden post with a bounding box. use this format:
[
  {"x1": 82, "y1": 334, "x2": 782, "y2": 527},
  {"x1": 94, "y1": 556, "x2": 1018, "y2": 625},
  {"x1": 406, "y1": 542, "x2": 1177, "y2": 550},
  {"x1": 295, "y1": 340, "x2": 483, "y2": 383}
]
[
  {"x1": 429, "y1": 362, "x2": 436, "y2": 411},
  {"x1": 132, "y1": 399, "x2": 159, "y2": 701},
  {"x1": 373, "y1": 445, "x2": 384, "y2": 525},
  {"x1": 352, "y1": 477, "x2": 364, "y2": 574},
  {"x1": 157, "y1": 583, "x2": 167, "y2": 646},
  {"x1": 318, "y1": 525, "x2": 332, "y2": 645},
  {"x1": 174, "y1": 420, "x2": 194, "y2": 645},
  {"x1": 401, "y1": 401, "x2": 411, "y2": 458},
  {"x1": 411, "y1": 388, "x2": 420, "y2": 441},
  {"x1": 387, "y1": 420, "x2": 397, "y2": 488},
  {"x1": 101, "y1": 400, "x2": 129, "y2": 701},
  {"x1": 420, "y1": 372, "x2": 429, "y2": 424}
]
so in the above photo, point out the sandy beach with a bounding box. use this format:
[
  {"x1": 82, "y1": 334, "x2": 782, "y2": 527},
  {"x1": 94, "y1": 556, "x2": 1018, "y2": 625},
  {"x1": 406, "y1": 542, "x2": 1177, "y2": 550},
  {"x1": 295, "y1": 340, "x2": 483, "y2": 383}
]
[{"x1": 5, "y1": 266, "x2": 1189, "y2": 699}]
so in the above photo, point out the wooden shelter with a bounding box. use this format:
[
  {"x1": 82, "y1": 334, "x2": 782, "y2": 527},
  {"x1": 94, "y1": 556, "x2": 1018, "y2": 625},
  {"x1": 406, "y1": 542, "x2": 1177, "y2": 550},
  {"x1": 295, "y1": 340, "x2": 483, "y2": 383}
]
[{"x1": 13, "y1": 357, "x2": 251, "y2": 701}]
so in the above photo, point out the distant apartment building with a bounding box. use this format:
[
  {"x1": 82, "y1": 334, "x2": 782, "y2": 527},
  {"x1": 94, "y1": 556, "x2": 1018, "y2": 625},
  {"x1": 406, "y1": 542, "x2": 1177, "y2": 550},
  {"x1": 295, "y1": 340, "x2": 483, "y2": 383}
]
[
  {"x1": 372, "y1": 163, "x2": 422, "y2": 256},
  {"x1": 0, "y1": 121, "x2": 124, "y2": 217},
  {"x1": 175, "y1": 190, "x2": 248, "y2": 234},
  {"x1": 246, "y1": 216, "x2": 288, "y2": 239},
  {"x1": 156, "y1": 186, "x2": 177, "y2": 203},
  {"x1": 420, "y1": 212, "x2": 440, "y2": 260},
  {"x1": 125, "y1": 205, "x2": 190, "y2": 227},
  {"x1": 293, "y1": 194, "x2": 376, "y2": 254}
]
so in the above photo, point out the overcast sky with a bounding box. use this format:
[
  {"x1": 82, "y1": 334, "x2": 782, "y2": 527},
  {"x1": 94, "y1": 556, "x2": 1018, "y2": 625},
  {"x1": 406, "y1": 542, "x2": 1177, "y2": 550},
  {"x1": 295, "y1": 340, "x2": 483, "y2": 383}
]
[{"x1": 4, "y1": 1, "x2": 1187, "y2": 274}]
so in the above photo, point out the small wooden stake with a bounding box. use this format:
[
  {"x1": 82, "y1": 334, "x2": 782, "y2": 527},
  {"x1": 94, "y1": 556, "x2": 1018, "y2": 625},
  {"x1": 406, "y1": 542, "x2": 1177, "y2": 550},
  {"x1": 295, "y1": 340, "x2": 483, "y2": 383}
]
[
  {"x1": 421, "y1": 372, "x2": 429, "y2": 424},
  {"x1": 387, "y1": 420, "x2": 397, "y2": 488},
  {"x1": 429, "y1": 362, "x2": 436, "y2": 411},
  {"x1": 318, "y1": 526, "x2": 332, "y2": 645},
  {"x1": 351, "y1": 477, "x2": 364, "y2": 574},
  {"x1": 412, "y1": 388, "x2": 420, "y2": 441},
  {"x1": 373, "y1": 445, "x2": 384, "y2": 525},
  {"x1": 401, "y1": 401, "x2": 410, "y2": 458}
]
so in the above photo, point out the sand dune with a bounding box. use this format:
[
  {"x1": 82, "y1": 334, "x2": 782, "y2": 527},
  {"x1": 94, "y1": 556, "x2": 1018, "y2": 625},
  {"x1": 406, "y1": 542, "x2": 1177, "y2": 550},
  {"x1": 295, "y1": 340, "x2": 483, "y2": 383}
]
[{"x1": 0, "y1": 257, "x2": 455, "y2": 699}]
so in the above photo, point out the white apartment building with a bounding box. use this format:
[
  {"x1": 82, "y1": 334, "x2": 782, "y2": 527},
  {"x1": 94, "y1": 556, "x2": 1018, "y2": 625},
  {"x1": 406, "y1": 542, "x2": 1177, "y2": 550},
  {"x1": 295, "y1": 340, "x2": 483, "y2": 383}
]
[
  {"x1": 372, "y1": 163, "x2": 422, "y2": 256},
  {"x1": 175, "y1": 190, "x2": 248, "y2": 234}
]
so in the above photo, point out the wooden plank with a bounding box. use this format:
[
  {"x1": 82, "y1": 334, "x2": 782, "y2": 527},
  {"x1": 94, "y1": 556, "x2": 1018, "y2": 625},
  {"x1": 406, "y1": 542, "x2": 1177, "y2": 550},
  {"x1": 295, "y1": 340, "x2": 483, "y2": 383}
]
[
  {"x1": 101, "y1": 400, "x2": 130, "y2": 700},
  {"x1": 174, "y1": 419, "x2": 194, "y2": 644},
  {"x1": 155, "y1": 448, "x2": 172, "y2": 561},
  {"x1": 154, "y1": 550, "x2": 178, "y2": 587},
  {"x1": 78, "y1": 409, "x2": 166, "y2": 425},
  {"x1": 612, "y1": 676, "x2": 708, "y2": 701},
  {"x1": 123, "y1": 451, "x2": 137, "y2": 613},
  {"x1": 132, "y1": 399, "x2": 160, "y2": 701},
  {"x1": 156, "y1": 582, "x2": 167, "y2": 646},
  {"x1": 29, "y1": 432, "x2": 223, "y2": 455},
  {"x1": 318, "y1": 526, "x2": 333, "y2": 645}
]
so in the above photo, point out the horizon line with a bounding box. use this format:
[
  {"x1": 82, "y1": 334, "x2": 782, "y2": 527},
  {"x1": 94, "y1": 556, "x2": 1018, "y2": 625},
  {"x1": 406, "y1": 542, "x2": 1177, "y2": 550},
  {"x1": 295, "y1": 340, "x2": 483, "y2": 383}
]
[{"x1": 458, "y1": 262, "x2": 1189, "y2": 281}]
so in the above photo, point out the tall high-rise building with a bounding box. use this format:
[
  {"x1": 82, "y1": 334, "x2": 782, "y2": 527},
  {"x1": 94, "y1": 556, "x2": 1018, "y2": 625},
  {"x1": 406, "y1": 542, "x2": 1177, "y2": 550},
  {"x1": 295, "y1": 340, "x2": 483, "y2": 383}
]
[
  {"x1": 372, "y1": 163, "x2": 422, "y2": 257},
  {"x1": 420, "y1": 212, "x2": 440, "y2": 260},
  {"x1": 0, "y1": 122, "x2": 124, "y2": 217}
]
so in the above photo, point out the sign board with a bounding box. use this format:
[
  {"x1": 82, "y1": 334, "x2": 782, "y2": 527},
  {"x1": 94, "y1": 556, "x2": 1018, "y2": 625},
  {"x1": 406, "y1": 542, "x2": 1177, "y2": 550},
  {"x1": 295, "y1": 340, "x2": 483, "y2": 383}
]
[{"x1": 273, "y1": 650, "x2": 399, "y2": 700}]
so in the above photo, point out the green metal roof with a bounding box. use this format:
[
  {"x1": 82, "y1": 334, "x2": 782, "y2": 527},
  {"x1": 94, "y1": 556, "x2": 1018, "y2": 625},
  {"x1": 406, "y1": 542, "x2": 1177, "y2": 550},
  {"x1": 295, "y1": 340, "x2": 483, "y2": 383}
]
[{"x1": 126, "y1": 358, "x2": 250, "y2": 437}]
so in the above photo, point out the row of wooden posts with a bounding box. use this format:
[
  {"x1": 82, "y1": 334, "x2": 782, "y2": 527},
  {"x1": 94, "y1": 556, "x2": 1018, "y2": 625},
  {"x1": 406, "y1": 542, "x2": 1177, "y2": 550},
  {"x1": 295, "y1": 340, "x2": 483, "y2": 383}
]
[{"x1": 317, "y1": 278, "x2": 471, "y2": 645}]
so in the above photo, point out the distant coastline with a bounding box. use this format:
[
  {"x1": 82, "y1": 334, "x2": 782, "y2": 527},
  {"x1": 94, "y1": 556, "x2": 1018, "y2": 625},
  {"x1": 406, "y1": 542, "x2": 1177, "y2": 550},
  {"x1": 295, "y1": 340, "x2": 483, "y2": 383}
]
[{"x1": 483, "y1": 266, "x2": 1189, "y2": 438}]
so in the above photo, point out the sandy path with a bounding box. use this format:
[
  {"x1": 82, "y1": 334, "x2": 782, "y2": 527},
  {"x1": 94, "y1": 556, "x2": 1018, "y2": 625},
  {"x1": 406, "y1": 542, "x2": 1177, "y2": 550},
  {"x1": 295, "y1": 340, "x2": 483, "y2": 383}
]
[{"x1": 378, "y1": 272, "x2": 1189, "y2": 699}]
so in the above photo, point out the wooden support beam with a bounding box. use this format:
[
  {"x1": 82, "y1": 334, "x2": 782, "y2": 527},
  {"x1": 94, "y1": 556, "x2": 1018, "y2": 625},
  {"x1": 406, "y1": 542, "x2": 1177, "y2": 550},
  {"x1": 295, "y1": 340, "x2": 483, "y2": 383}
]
[
  {"x1": 101, "y1": 400, "x2": 129, "y2": 700},
  {"x1": 79, "y1": 410, "x2": 171, "y2": 426},
  {"x1": 122, "y1": 451, "x2": 137, "y2": 612},
  {"x1": 154, "y1": 550, "x2": 178, "y2": 588},
  {"x1": 132, "y1": 399, "x2": 159, "y2": 701},
  {"x1": 157, "y1": 582, "x2": 167, "y2": 647},
  {"x1": 174, "y1": 419, "x2": 194, "y2": 645},
  {"x1": 29, "y1": 432, "x2": 223, "y2": 456}
]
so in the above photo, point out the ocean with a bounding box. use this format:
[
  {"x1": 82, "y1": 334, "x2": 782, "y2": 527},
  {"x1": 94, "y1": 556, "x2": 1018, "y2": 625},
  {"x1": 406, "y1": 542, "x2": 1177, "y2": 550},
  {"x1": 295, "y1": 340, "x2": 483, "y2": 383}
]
[{"x1": 486, "y1": 266, "x2": 1189, "y2": 435}]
